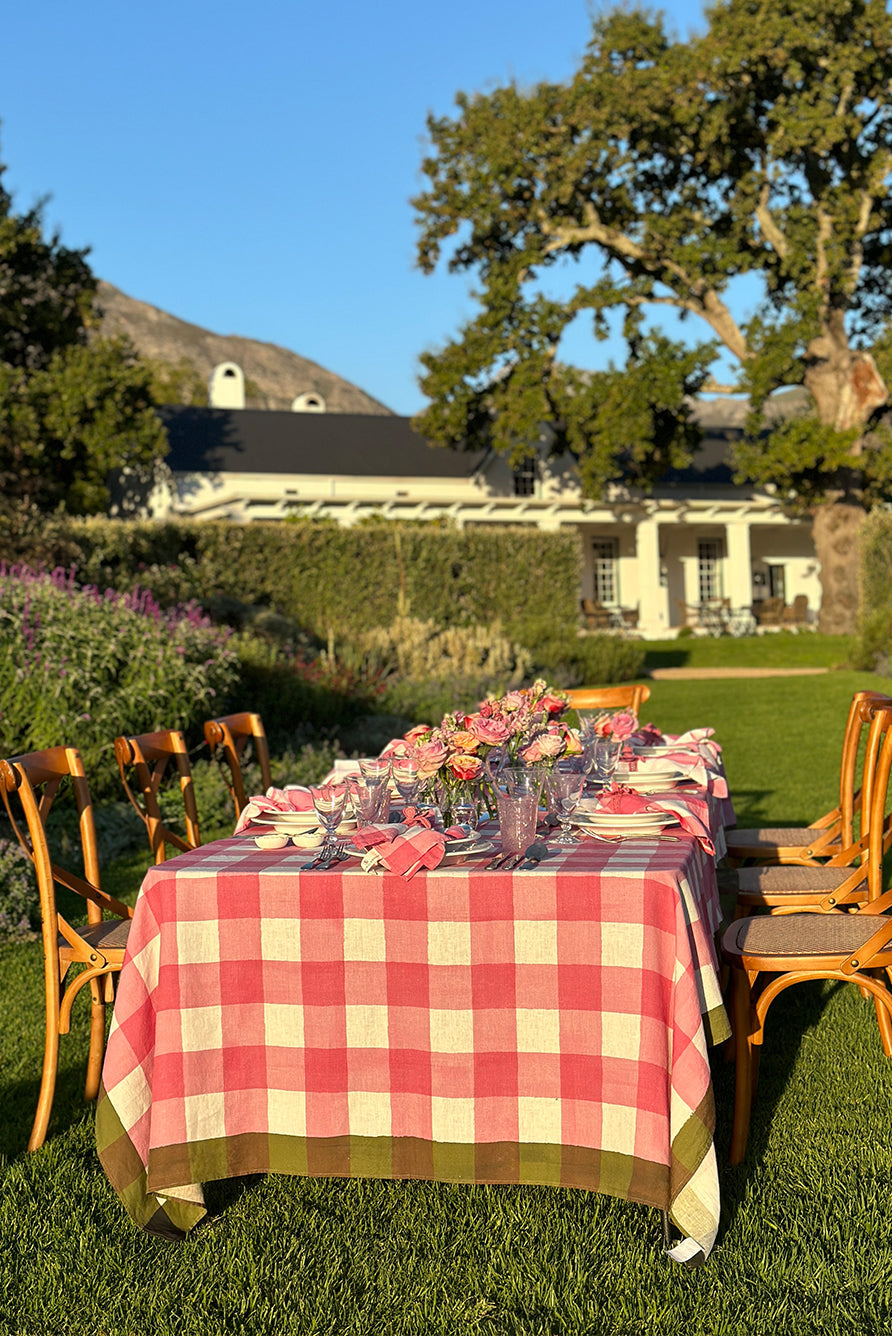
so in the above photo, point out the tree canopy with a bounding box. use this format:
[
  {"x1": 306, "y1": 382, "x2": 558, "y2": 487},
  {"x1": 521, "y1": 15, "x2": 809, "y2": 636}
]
[
  {"x1": 413, "y1": 0, "x2": 892, "y2": 626},
  {"x1": 0, "y1": 145, "x2": 167, "y2": 529}
]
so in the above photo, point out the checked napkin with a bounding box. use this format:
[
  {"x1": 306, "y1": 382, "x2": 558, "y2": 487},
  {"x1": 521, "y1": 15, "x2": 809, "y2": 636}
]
[
  {"x1": 591, "y1": 785, "x2": 716, "y2": 857},
  {"x1": 354, "y1": 810, "x2": 467, "y2": 879},
  {"x1": 234, "y1": 785, "x2": 346, "y2": 835}
]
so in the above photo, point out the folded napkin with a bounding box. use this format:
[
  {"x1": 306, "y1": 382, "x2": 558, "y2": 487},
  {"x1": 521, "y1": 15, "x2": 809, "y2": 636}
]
[
  {"x1": 355, "y1": 818, "x2": 469, "y2": 878},
  {"x1": 630, "y1": 723, "x2": 664, "y2": 746},
  {"x1": 234, "y1": 784, "x2": 344, "y2": 835},
  {"x1": 628, "y1": 753, "x2": 729, "y2": 799},
  {"x1": 592, "y1": 785, "x2": 715, "y2": 856},
  {"x1": 665, "y1": 728, "x2": 723, "y2": 767}
]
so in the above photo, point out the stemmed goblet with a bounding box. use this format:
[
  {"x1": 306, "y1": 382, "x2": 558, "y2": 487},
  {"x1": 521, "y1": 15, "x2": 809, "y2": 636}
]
[
  {"x1": 391, "y1": 755, "x2": 421, "y2": 807},
  {"x1": 309, "y1": 784, "x2": 348, "y2": 858},
  {"x1": 547, "y1": 763, "x2": 586, "y2": 845}
]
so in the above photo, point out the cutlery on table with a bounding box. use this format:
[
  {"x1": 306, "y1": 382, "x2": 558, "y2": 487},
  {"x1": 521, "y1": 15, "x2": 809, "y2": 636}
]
[{"x1": 485, "y1": 851, "x2": 510, "y2": 870}]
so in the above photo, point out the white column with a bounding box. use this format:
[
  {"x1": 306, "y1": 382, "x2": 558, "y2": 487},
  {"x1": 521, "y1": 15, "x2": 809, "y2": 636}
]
[
  {"x1": 636, "y1": 515, "x2": 667, "y2": 637},
  {"x1": 725, "y1": 522, "x2": 753, "y2": 609}
]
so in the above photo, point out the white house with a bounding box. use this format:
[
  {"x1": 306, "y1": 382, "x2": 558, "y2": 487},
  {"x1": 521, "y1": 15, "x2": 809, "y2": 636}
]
[{"x1": 150, "y1": 399, "x2": 820, "y2": 639}]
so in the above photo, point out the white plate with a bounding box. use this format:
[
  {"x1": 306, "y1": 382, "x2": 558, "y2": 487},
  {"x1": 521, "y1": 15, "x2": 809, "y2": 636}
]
[
  {"x1": 576, "y1": 810, "x2": 673, "y2": 828},
  {"x1": 576, "y1": 813, "x2": 677, "y2": 838},
  {"x1": 632, "y1": 745, "x2": 686, "y2": 758},
  {"x1": 620, "y1": 775, "x2": 685, "y2": 794},
  {"x1": 615, "y1": 762, "x2": 684, "y2": 779},
  {"x1": 252, "y1": 809, "x2": 319, "y2": 827}
]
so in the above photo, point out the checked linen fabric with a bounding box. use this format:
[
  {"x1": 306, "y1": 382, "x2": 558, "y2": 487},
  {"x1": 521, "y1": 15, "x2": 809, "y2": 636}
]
[{"x1": 97, "y1": 814, "x2": 730, "y2": 1257}]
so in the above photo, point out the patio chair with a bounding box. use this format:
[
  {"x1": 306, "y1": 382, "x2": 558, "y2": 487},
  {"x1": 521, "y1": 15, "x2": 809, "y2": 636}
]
[
  {"x1": 722, "y1": 702, "x2": 892, "y2": 1163},
  {"x1": 732, "y1": 695, "x2": 892, "y2": 915},
  {"x1": 782, "y1": 594, "x2": 810, "y2": 629},
  {"x1": 204, "y1": 711, "x2": 273, "y2": 819},
  {"x1": 0, "y1": 746, "x2": 133, "y2": 1152},
  {"x1": 580, "y1": 598, "x2": 611, "y2": 631},
  {"x1": 566, "y1": 684, "x2": 652, "y2": 714},
  {"x1": 754, "y1": 596, "x2": 784, "y2": 628},
  {"x1": 725, "y1": 690, "x2": 892, "y2": 867},
  {"x1": 114, "y1": 729, "x2": 201, "y2": 865}
]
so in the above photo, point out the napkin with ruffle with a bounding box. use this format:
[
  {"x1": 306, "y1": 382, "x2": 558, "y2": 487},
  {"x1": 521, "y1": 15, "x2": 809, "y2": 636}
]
[
  {"x1": 234, "y1": 784, "x2": 344, "y2": 835},
  {"x1": 590, "y1": 784, "x2": 715, "y2": 856},
  {"x1": 664, "y1": 727, "x2": 723, "y2": 767}
]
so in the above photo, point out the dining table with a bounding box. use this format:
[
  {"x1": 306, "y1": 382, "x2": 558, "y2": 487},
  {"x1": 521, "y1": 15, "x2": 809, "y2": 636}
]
[{"x1": 97, "y1": 761, "x2": 733, "y2": 1264}]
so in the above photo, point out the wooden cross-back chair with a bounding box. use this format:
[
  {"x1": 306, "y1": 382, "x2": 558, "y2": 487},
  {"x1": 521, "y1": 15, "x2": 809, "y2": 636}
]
[
  {"x1": 203, "y1": 711, "x2": 272, "y2": 819},
  {"x1": 0, "y1": 746, "x2": 133, "y2": 1152},
  {"x1": 725, "y1": 689, "x2": 892, "y2": 868},
  {"x1": 723, "y1": 702, "x2": 892, "y2": 1164},
  {"x1": 114, "y1": 729, "x2": 201, "y2": 865},
  {"x1": 732, "y1": 694, "x2": 892, "y2": 917},
  {"x1": 566, "y1": 684, "x2": 651, "y2": 715}
]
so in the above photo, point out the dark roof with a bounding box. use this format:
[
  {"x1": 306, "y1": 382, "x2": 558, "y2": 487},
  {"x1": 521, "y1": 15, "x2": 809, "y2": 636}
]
[{"x1": 158, "y1": 407, "x2": 488, "y2": 478}]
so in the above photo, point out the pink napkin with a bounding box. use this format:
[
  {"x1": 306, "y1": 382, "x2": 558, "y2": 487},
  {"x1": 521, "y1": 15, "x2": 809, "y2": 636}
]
[
  {"x1": 664, "y1": 728, "x2": 723, "y2": 767},
  {"x1": 594, "y1": 785, "x2": 715, "y2": 856},
  {"x1": 355, "y1": 819, "x2": 469, "y2": 877},
  {"x1": 234, "y1": 784, "x2": 343, "y2": 834},
  {"x1": 630, "y1": 753, "x2": 729, "y2": 798},
  {"x1": 630, "y1": 723, "x2": 664, "y2": 746}
]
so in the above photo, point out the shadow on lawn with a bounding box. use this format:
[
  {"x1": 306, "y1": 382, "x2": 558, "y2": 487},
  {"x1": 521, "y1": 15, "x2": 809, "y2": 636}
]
[
  {"x1": 0, "y1": 1063, "x2": 98, "y2": 1163},
  {"x1": 711, "y1": 976, "x2": 838, "y2": 1237}
]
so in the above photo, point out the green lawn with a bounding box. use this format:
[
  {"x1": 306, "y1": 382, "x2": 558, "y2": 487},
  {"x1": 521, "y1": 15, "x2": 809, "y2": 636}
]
[{"x1": 3, "y1": 668, "x2": 892, "y2": 1334}]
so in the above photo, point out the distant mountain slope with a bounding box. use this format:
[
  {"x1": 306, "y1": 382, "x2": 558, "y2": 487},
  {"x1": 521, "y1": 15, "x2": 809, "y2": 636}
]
[{"x1": 96, "y1": 281, "x2": 394, "y2": 415}]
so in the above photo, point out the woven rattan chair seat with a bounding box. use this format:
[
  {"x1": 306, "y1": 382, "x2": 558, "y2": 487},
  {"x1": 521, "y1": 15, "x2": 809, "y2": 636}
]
[
  {"x1": 726, "y1": 826, "x2": 818, "y2": 849},
  {"x1": 727, "y1": 911, "x2": 879, "y2": 958},
  {"x1": 76, "y1": 918, "x2": 132, "y2": 952},
  {"x1": 736, "y1": 865, "x2": 857, "y2": 894}
]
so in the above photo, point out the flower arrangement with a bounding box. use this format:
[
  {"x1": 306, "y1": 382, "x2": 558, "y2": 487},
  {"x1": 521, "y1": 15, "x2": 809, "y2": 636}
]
[
  {"x1": 389, "y1": 680, "x2": 574, "y2": 818},
  {"x1": 585, "y1": 709, "x2": 638, "y2": 741}
]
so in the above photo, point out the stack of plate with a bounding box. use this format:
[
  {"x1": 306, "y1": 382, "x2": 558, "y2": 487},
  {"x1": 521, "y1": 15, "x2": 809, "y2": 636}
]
[
  {"x1": 252, "y1": 810, "x2": 357, "y2": 839},
  {"x1": 614, "y1": 763, "x2": 685, "y2": 794},
  {"x1": 574, "y1": 809, "x2": 677, "y2": 839}
]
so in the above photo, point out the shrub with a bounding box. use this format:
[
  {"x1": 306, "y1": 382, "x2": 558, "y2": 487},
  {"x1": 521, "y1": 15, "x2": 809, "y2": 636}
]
[
  {"x1": 0, "y1": 564, "x2": 240, "y2": 797},
  {"x1": 355, "y1": 616, "x2": 532, "y2": 686},
  {"x1": 526, "y1": 633, "x2": 646, "y2": 688},
  {"x1": 0, "y1": 837, "x2": 39, "y2": 943}
]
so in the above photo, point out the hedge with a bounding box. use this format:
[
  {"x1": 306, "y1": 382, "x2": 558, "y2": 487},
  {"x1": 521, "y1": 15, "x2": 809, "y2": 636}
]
[{"x1": 4, "y1": 517, "x2": 583, "y2": 645}]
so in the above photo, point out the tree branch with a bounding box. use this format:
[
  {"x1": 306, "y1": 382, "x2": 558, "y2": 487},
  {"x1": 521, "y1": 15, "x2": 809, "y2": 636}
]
[{"x1": 755, "y1": 181, "x2": 789, "y2": 260}]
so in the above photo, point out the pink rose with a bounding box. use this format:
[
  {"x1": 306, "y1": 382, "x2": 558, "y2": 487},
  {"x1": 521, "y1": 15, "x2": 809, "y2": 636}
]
[
  {"x1": 541, "y1": 693, "x2": 567, "y2": 715},
  {"x1": 562, "y1": 728, "x2": 583, "y2": 756},
  {"x1": 470, "y1": 715, "x2": 511, "y2": 745},
  {"x1": 448, "y1": 754, "x2": 483, "y2": 781},
  {"x1": 502, "y1": 691, "x2": 527, "y2": 712},
  {"x1": 520, "y1": 738, "x2": 544, "y2": 763},
  {"x1": 609, "y1": 711, "x2": 638, "y2": 740},
  {"x1": 537, "y1": 732, "x2": 565, "y2": 758},
  {"x1": 414, "y1": 740, "x2": 449, "y2": 779}
]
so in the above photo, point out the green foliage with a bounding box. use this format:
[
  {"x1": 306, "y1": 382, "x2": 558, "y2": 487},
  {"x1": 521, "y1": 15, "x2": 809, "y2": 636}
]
[
  {"x1": 2, "y1": 517, "x2": 582, "y2": 647},
  {"x1": 0, "y1": 140, "x2": 169, "y2": 532},
  {"x1": 0, "y1": 837, "x2": 38, "y2": 943},
  {"x1": 141, "y1": 355, "x2": 208, "y2": 407},
  {"x1": 413, "y1": 0, "x2": 892, "y2": 511},
  {"x1": 0, "y1": 565, "x2": 240, "y2": 797},
  {"x1": 852, "y1": 510, "x2": 892, "y2": 669}
]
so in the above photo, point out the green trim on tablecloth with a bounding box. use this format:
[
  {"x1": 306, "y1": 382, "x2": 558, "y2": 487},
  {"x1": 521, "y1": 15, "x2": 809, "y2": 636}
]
[{"x1": 702, "y1": 1002, "x2": 732, "y2": 1046}]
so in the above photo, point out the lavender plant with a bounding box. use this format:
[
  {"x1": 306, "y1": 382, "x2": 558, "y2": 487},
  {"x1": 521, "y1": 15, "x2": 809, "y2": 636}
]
[
  {"x1": 0, "y1": 837, "x2": 38, "y2": 943},
  {"x1": 0, "y1": 564, "x2": 240, "y2": 795}
]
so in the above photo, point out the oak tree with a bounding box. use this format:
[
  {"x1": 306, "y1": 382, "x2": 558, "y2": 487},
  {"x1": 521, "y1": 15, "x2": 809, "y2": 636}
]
[{"x1": 413, "y1": 0, "x2": 892, "y2": 631}]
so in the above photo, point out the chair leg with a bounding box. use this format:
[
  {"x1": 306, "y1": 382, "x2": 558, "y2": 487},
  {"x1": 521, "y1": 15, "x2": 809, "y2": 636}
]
[
  {"x1": 84, "y1": 975, "x2": 107, "y2": 1102},
  {"x1": 28, "y1": 1009, "x2": 61, "y2": 1153},
  {"x1": 729, "y1": 968, "x2": 755, "y2": 1165}
]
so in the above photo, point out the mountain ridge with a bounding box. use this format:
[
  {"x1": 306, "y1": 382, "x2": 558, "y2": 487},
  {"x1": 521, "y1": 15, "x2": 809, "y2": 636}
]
[{"x1": 96, "y1": 281, "x2": 394, "y2": 416}]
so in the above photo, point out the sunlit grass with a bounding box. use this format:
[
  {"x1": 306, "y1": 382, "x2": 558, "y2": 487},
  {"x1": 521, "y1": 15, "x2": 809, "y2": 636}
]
[{"x1": 3, "y1": 668, "x2": 892, "y2": 1334}]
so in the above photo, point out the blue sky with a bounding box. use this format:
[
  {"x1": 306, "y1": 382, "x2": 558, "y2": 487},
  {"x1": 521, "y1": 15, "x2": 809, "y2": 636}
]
[{"x1": 2, "y1": 1, "x2": 715, "y2": 414}]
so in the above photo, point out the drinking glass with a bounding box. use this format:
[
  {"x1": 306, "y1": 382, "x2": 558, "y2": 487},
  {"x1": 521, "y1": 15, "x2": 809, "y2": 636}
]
[
  {"x1": 348, "y1": 776, "x2": 389, "y2": 825},
  {"x1": 392, "y1": 755, "x2": 421, "y2": 806},
  {"x1": 310, "y1": 784, "x2": 348, "y2": 855},
  {"x1": 593, "y1": 738, "x2": 622, "y2": 787},
  {"x1": 495, "y1": 790, "x2": 539, "y2": 856},
  {"x1": 548, "y1": 764, "x2": 586, "y2": 844},
  {"x1": 359, "y1": 757, "x2": 391, "y2": 785}
]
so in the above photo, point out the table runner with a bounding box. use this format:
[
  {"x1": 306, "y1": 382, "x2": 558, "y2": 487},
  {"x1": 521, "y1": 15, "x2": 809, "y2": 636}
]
[{"x1": 97, "y1": 821, "x2": 729, "y2": 1258}]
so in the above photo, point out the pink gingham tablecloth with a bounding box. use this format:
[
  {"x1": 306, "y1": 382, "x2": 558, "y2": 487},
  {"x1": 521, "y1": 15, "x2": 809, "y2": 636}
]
[{"x1": 97, "y1": 827, "x2": 728, "y2": 1257}]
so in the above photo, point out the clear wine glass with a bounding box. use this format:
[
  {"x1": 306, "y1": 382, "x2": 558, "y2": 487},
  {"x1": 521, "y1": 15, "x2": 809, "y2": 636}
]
[
  {"x1": 392, "y1": 755, "x2": 421, "y2": 807},
  {"x1": 549, "y1": 765, "x2": 586, "y2": 845},
  {"x1": 310, "y1": 784, "x2": 348, "y2": 856}
]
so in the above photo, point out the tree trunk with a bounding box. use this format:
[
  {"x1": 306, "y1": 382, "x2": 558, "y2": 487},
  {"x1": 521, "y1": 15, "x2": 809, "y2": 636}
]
[{"x1": 811, "y1": 500, "x2": 866, "y2": 635}]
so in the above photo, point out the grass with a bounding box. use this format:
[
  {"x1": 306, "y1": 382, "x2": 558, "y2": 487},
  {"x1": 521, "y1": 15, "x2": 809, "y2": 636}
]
[
  {"x1": 3, "y1": 659, "x2": 892, "y2": 1333},
  {"x1": 642, "y1": 631, "x2": 853, "y2": 672}
]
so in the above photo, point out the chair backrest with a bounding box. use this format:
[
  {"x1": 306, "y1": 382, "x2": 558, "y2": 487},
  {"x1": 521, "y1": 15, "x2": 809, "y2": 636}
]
[
  {"x1": 838, "y1": 691, "x2": 892, "y2": 849},
  {"x1": 854, "y1": 702, "x2": 892, "y2": 899},
  {"x1": 203, "y1": 711, "x2": 272, "y2": 818},
  {"x1": 114, "y1": 729, "x2": 201, "y2": 864},
  {"x1": 566, "y1": 684, "x2": 652, "y2": 714},
  {"x1": 0, "y1": 747, "x2": 132, "y2": 980}
]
